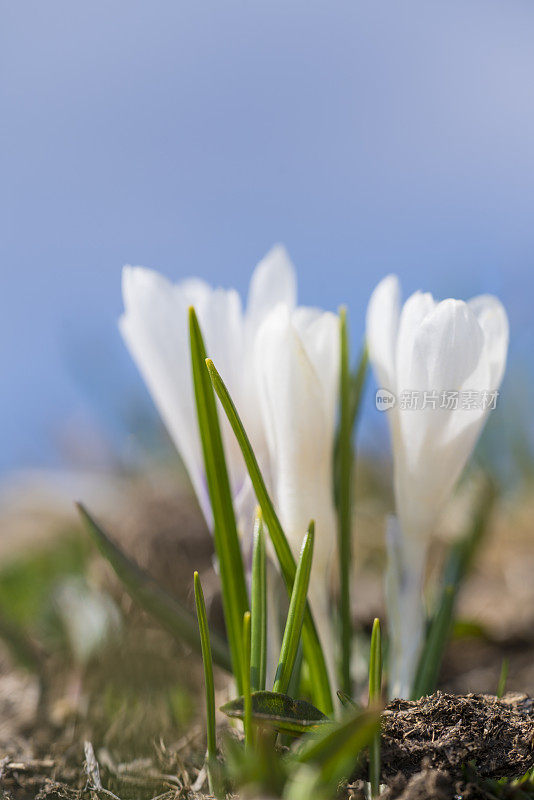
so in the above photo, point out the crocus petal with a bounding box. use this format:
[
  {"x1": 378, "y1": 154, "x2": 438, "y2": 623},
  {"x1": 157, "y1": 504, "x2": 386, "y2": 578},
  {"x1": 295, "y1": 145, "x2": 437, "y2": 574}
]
[
  {"x1": 396, "y1": 300, "x2": 488, "y2": 537},
  {"x1": 367, "y1": 274, "x2": 509, "y2": 698},
  {"x1": 292, "y1": 306, "x2": 341, "y2": 426},
  {"x1": 468, "y1": 294, "x2": 509, "y2": 390},
  {"x1": 255, "y1": 305, "x2": 338, "y2": 554},
  {"x1": 120, "y1": 266, "x2": 212, "y2": 523},
  {"x1": 255, "y1": 303, "x2": 340, "y2": 682},
  {"x1": 366, "y1": 274, "x2": 401, "y2": 392},
  {"x1": 409, "y1": 300, "x2": 485, "y2": 395},
  {"x1": 120, "y1": 247, "x2": 302, "y2": 538},
  {"x1": 246, "y1": 245, "x2": 297, "y2": 335},
  {"x1": 394, "y1": 290, "x2": 436, "y2": 395}
]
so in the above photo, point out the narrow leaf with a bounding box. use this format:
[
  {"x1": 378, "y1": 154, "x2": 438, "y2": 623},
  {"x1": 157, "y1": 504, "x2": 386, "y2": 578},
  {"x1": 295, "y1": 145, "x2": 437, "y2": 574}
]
[
  {"x1": 221, "y1": 690, "x2": 329, "y2": 736},
  {"x1": 189, "y1": 308, "x2": 248, "y2": 692},
  {"x1": 336, "y1": 690, "x2": 359, "y2": 710},
  {"x1": 412, "y1": 477, "x2": 496, "y2": 699},
  {"x1": 251, "y1": 510, "x2": 267, "y2": 692},
  {"x1": 273, "y1": 523, "x2": 314, "y2": 696},
  {"x1": 206, "y1": 357, "x2": 333, "y2": 714},
  {"x1": 368, "y1": 618, "x2": 382, "y2": 796},
  {"x1": 194, "y1": 571, "x2": 217, "y2": 790},
  {"x1": 283, "y1": 765, "x2": 325, "y2": 800},
  {"x1": 349, "y1": 345, "x2": 368, "y2": 431},
  {"x1": 368, "y1": 618, "x2": 382, "y2": 703},
  {"x1": 77, "y1": 503, "x2": 231, "y2": 671},
  {"x1": 242, "y1": 611, "x2": 252, "y2": 749},
  {"x1": 497, "y1": 657, "x2": 509, "y2": 699},
  {"x1": 336, "y1": 307, "x2": 353, "y2": 695},
  {"x1": 412, "y1": 585, "x2": 454, "y2": 700},
  {"x1": 296, "y1": 707, "x2": 381, "y2": 789}
]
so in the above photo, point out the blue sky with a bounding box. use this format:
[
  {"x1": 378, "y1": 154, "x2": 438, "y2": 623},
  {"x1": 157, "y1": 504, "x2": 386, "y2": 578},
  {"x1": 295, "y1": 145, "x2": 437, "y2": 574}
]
[{"x1": 2, "y1": 0, "x2": 534, "y2": 471}]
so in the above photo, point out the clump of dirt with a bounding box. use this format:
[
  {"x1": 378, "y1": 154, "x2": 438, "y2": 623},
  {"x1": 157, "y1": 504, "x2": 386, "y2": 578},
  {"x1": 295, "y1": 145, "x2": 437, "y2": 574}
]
[
  {"x1": 379, "y1": 765, "x2": 454, "y2": 800},
  {"x1": 381, "y1": 691, "x2": 534, "y2": 780}
]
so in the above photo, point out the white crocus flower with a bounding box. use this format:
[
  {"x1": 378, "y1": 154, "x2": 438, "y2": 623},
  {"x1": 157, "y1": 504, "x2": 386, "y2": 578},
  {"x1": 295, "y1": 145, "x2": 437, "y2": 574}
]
[
  {"x1": 366, "y1": 275, "x2": 509, "y2": 698},
  {"x1": 255, "y1": 303, "x2": 340, "y2": 689},
  {"x1": 119, "y1": 246, "x2": 296, "y2": 533}
]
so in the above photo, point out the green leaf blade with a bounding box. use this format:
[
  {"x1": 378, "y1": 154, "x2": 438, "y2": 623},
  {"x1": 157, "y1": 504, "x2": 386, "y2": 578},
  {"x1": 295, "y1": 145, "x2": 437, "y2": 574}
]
[
  {"x1": 221, "y1": 690, "x2": 329, "y2": 736},
  {"x1": 273, "y1": 523, "x2": 314, "y2": 696},
  {"x1": 242, "y1": 610, "x2": 252, "y2": 749},
  {"x1": 189, "y1": 308, "x2": 249, "y2": 693},
  {"x1": 412, "y1": 478, "x2": 496, "y2": 699},
  {"x1": 336, "y1": 307, "x2": 353, "y2": 695},
  {"x1": 296, "y1": 707, "x2": 381, "y2": 789},
  {"x1": 76, "y1": 503, "x2": 231, "y2": 671},
  {"x1": 206, "y1": 356, "x2": 333, "y2": 714},
  {"x1": 194, "y1": 571, "x2": 217, "y2": 782},
  {"x1": 250, "y1": 511, "x2": 267, "y2": 692},
  {"x1": 368, "y1": 617, "x2": 382, "y2": 796}
]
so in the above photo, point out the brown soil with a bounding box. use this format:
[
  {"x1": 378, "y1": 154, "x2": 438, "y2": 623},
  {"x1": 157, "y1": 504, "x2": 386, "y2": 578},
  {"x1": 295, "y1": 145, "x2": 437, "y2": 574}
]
[
  {"x1": 381, "y1": 691, "x2": 534, "y2": 779},
  {"x1": 3, "y1": 470, "x2": 534, "y2": 798}
]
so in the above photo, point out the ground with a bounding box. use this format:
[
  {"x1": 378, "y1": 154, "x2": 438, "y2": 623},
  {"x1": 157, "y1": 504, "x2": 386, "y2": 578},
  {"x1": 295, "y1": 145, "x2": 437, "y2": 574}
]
[{"x1": 1, "y1": 466, "x2": 534, "y2": 798}]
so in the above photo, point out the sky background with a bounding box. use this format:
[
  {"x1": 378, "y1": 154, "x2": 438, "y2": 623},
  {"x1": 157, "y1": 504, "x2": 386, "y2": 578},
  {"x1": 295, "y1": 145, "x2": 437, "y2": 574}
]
[{"x1": 2, "y1": 0, "x2": 534, "y2": 473}]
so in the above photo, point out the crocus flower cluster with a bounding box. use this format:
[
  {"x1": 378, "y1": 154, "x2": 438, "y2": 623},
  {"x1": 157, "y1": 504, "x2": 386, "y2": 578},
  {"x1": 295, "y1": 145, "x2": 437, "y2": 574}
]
[
  {"x1": 120, "y1": 251, "x2": 508, "y2": 699},
  {"x1": 366, "y1": 276, "x2": 509, "y2": 697},
  {"x1": 120, "y1": 247, "x2": 340, "y2": 678}
]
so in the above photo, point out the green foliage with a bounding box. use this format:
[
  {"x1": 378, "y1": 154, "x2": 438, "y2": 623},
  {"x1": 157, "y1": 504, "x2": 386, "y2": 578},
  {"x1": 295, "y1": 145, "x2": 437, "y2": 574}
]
[
  {"x1": 335, "y1": 323, "x2": 368, "y2": 697},
  {"x1": 337, "y1": 690, "x2": 359, "y2": 710},
  {"x1": 242, "y1": 611, "x2": 253, "y2": 750},
  {"x1": 193, "y1": 571, "x2": 217, "y2": 790},
  {"x1": 368, "y1": 618, "x2": 382, "y2": 796},
  {"x1": 295, "y1": 707, "x2": 381, "y2": 791},
  {"x1": 273, "y1": 524, "x2": 314, "y2": 696},
  {"x1": 0, "y1": 530, "x2": 89, "y2": 628},
  {"x1": 0, "y1": 529, "x2": 95, "y2": 672},
  {"x1": 221, "y1": 690, "x2": 329, "y2": 736},
  {"x1": 224, "y1": 708, "x2": 379, "y2": 800},
  {"x1": 221, "y1": 700, "x2": 379, "y2": 799},
  {"x1": 77, "y1": 504, "x2": 231, "y2": 671},
  {"x1": 223, "y1": 726, "x2": 288, "y2": 798},
  {"x1": 412, "y1": 476, "x2": 497, "y2": 699},
  {"x1": 189, "y1": 308, "x2": 249, "y2": 693},
  {"x1": 206, "y1": 356, "x2": 333, "y2": 714},
  {"x1": 497, "y1": 657, "x2": 509, "y2": 698},
  {"x1": 250, "y1": 511, "x2": 267, "y2": 692},
  {"x1": 462, "y1": 764, "x2": 534, "y2": 799},
  {"x1": 336, "y1": 307, "x2": 354, "y2": 696}
]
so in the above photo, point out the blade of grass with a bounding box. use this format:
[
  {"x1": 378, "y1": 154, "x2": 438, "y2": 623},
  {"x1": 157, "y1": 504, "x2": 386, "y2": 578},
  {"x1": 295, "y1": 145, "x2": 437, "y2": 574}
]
[
  {"x1": 349, "y1": 345, "x2": 368, "y2": 431},
  {"x1": 77, "y1": 503, "x2": 231, "y2": 671},
  {"x1": 273, "y1": 523, "x2": 314, "y2": 696},
  {"x1": 296, "y1": 707, "x2": 381, "y2": 789},
  {"x1": 287, "y1": 640, "x2": 304, "y2": 699},
  {"x1": 412, "y1": 477, "x2": 496, "y2": 699},
  {"x1": 336, "y1": 690, "x2": 359, "y2": 710},
  {"x1": 251, "y1": 511, "x2": 267, "y2": 692},
  {"x1": 284, "y1": 765, "x2": 325, "y2": 800},
  {"x1": 412, "y1": 585, "x2": 454, "y2": 700},
  {"x1": 189, "y1": 308, "x2": 248, "y2": 693},
  {"x1": 206, "y1": 357, "x2": 333, "y2": 714},
  {"x1": 368, "y1": 618, "x2": 382, "y2": 796},
  {"x1": 243, "y1": 611, "x2": 252, "y2": 749},
  {"x1": 497, "y1": 657, "x2": 509, "y2": 698},
  {"x1": 336, "y1": 307, "x2": 353, "y2": 695},
  {"x1": 194, "y1": 572, "x2": 217, "y2": 792}
]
